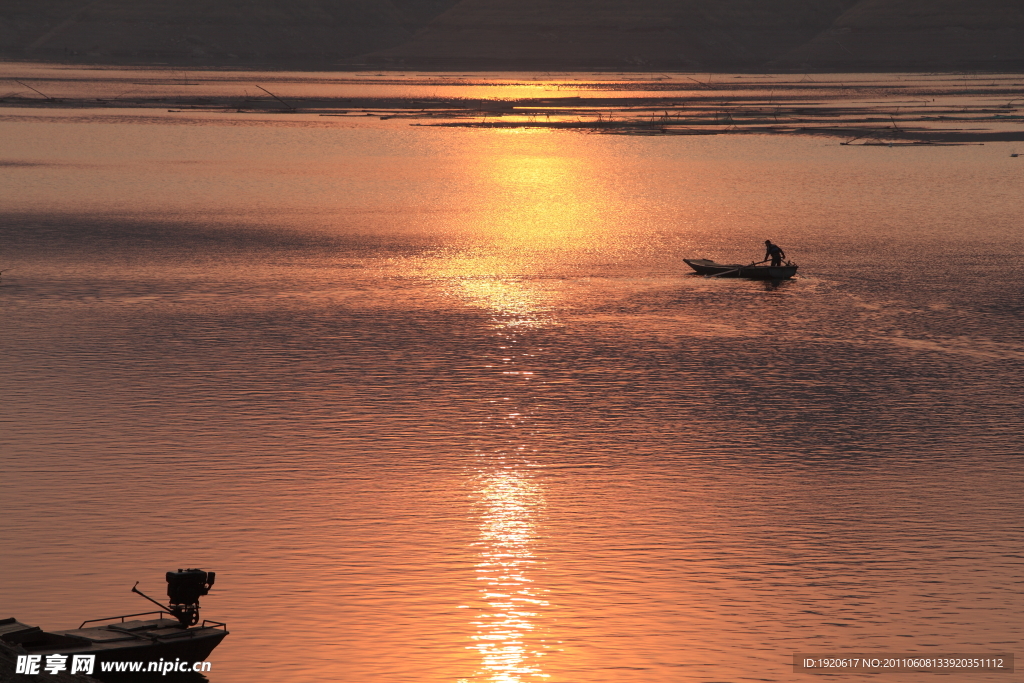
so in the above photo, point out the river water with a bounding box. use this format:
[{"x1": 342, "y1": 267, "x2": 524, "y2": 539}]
[{"x1": 2, "y1": 67, "x2": 1023, "y2": 683}]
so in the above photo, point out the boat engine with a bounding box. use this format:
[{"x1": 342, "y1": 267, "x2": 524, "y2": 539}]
[{"x1": 166, "y1": 569, "x2": 216, "y2": 626}]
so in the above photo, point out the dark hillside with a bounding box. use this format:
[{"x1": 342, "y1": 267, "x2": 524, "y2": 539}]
[
  {"x1": 1, "y1": 0, "x2": 1022, "y2": 71},
  {"x1": 776, "y1": 0, "x2": 1024, "y2": 69},
  {"x1": 364, "y1": 0, "x2": 855, "y2": 69},
  {"x1": 0, "y1": 0, "x2": 459, "y2": 66}
]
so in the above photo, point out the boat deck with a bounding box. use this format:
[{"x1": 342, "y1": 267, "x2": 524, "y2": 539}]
[
  {"x1": 684, "y1": 258, "x2": 798, "y2": 280},
  {"x1": 1, "y1": 614, "x2": 228, "y2": 658}
]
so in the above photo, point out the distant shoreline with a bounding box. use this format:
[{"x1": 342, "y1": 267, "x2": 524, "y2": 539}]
[{"x1": 3, "y1": 64, "x2": 1022, "y2": 143}]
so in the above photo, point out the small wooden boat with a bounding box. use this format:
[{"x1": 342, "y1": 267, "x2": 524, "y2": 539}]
[
  {"x1": 1, "y1": 570, "x2": 227, "y2": 675},
  {"x1": 684, "y1": 259, "x2": 798, "y2": 280}
]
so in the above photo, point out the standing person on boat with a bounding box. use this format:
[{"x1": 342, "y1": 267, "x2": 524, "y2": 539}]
[{"x1": 763, "y1": 240, "x2": 786, "y2": 267}]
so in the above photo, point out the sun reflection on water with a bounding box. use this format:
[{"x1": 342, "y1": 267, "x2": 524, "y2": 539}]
[
  {"x1": 448, "y1": 277, "x2": 559, "y2": 330},
  {"x1": 401, "y1": 128, "x2": 644, "y2": 336},
  {"x1": 467, "y1": 469, "x2": 551, "y2": 682}
]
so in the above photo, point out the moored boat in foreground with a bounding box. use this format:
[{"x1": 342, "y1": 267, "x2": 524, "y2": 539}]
[
  {"x1": 684, "y1": 258, "x2": 798, "y2": 280},
  {"x1": 1, "y1": 569, "x2": 227, "y2": 677}
]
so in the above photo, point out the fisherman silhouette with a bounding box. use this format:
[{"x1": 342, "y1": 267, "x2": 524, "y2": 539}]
[{"x1": 763, "y1": 240, "x2": 786, "y2": 267}]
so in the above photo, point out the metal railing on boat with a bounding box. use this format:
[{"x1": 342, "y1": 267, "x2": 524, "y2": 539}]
[{"x1": 78, "y1": 611, "x2": 227, "y2": 632}]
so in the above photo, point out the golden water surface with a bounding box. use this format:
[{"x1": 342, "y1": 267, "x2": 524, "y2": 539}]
[{"x1": 2, "y1": 68, "x2": 1023, "y2": 683}]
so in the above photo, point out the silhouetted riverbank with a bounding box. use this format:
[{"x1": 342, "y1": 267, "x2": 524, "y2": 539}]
[{"x1": 3, "y1": 67, "x2": 1022, "y2": 142}]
